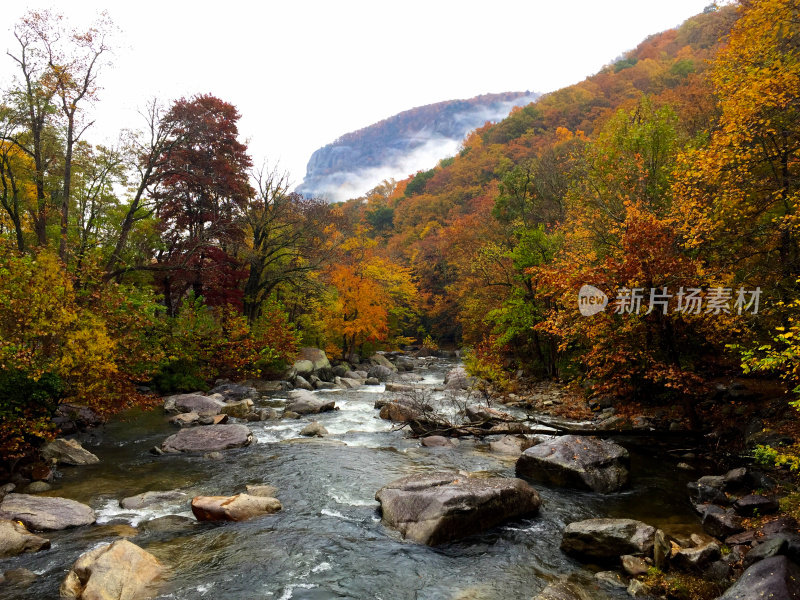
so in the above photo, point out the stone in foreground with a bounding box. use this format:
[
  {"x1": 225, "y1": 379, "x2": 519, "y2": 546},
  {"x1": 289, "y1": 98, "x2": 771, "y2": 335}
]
[
  {"x1": 119, "y1": 490, "x2": 187, "y2": 510},
  {"x1": 191, "y1": 494, "x2": 282, "y2": 521},
  {"x1": 0, "y1": 519, "x2": 50, "y2": 558},
  {"x1": 718, "y1": 555, "x2": 800, "y2": 600},
  {"x1": 0, "y1": 493, "x2": 95, "y2": 531},
  {"x1": 60, "y1": 539, "x2": 163, "y2": 600},
  {"x1": 40, "y1": 438, "x2": 99, "y2": 466},
  {"x1": 560, "y1": 518, "x2": 656, "y2": 562},
  {"x1": 375, "y1": 472, "x2": 541, "y2": 546},
  {"x1": 160, "y1": 424, "x2": 253, "y2": 453},
  {"x1": 516, "y1": 435, "x2": 629, "y2": 493}
]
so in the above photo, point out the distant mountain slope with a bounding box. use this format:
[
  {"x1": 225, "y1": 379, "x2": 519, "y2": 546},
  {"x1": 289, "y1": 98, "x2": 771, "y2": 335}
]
[{"x1": 297, "y1": 91, "x2": 539, "y2": 201}]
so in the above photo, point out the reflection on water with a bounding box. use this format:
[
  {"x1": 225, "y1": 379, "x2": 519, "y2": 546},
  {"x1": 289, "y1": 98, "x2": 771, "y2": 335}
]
[{"x1": 0, "y1": 358, "x2": 702, "y2": 600}]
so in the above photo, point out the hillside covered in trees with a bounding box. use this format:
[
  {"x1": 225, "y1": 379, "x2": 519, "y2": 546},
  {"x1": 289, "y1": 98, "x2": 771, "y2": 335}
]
[{"x1": 1, "y1": 0, "x2": 799, "y2": 476}]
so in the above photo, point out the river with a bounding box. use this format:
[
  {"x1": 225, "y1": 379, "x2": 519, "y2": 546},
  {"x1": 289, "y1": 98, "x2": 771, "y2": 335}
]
[{"x1": 0, "y1": 357, "x2": 703, "y2": 599}]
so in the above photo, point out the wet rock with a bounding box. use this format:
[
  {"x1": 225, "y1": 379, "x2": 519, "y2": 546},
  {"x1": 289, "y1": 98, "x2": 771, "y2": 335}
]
[
  {"x1": 384, "y1": 382, "x2": 415, "y2": 393},
  {"x1": 40, "y1": 438, "x2": 99, "y2": 466},
  {"x1": 139, "y1": 515, "x2": 196, "y2": 533},
  {"x1": 293, "y1": 375, "x2": 314, "y2": 391},
  {"x1": 191, "y1": 494, "x2": 282, "y2": 521},
  {"x1": 560, "y1": 518, "x2": 656, "y2": 562},
  {"x1": 0, "y1": 493, "x2": 95, "y2": 531},
  {"x1": 219, "y1": 398, "x2": 254, "y2": 419},
  {"x1": 300, "y1": 421, "x2": 328, "y2": 437},
  {"x1": 204, "y1": 451, "x2": 223, "y2": 460},
  {"x1": 726, "y1": 530, "x2": 758, "y2": 545},
  {"x1": 119, "y1": 490, "x2": 187, "y2": 510},
  {"x1": 199, "y1": 414, "x2": 229, "y2": 425},
  {"x1": 208, "y1": 382, "x2": 257, "y2": 401},
  {"x1": 314, "y1": 381, "x2": 337, "y2": 390},
  {"x1": 379, "y1": 401, "x2": 425, "y2": 422},
  {"x1": 621, "y1": 554, "x2": 649, "y2": 576},
  {"x1": 365, "y1": 377, "x2": 380, "y2": 385},
  {"x1": 284, "y1": 389, "x2": 336, "y2": 415},
  {"x1": 332, "y1": 364, "x2": 350, "y2": 377},
  {"x1": 282, "y1": 411, "x2": 301, "y2": 419},
  {"x1": 295, "y1": 347, "x2": 331, "y2": 373},
  {"x1": 718, "y1": 555, "x2": 800, "y2": 600},
  {"x1": 595, "y1": 571, "x2": 627, "y2": 589},
  {"x1": 421, "y1": 435, "x2": 457, "y2": 447},
  {"x1": 26, "y1": 481, "x2": 52, "y2": 493},
  {"x1": 673, "y1": 541, "x2": 721, "y2": 571},
  {"x1": 761, "y1": 516, "x2": 799, "y2": 537},
  {"x1": 396, "y1": 357, "x2": 415, "y2": 372},
  {"x1": 375, "y1": 472, "x2": 541, "y2": 546},
  {"x1": 627, "y1": 579, "x2": 651, "y2": 598},
  {"x1": 653, "y1": 529, "x2": 671, "y2": 570},
  {"x1": 516, "y1": 435, "x2": 630, "y2": 493},
  {"x1": 53, "y1": 403, "x2": 103, "y2": 434},
  {"x1": 335, "y1": 376, "x2": 362, "y2": 389},
  {"x1": 444, "y1": 366, "x2": 475, "y2": 391},
  {"x1": 687, "y1": 475, "x2": 729, "y2": 504},
  {"x1": 465, "y1": 405, "x2": 515, "y2": 424},
  {"x1": 3, "y1": 568, "x2": 37, "y2": 588},
  {"x1": 163, "y1": 393, "x2": 225, "y2": 416},
  {"x1": 367, "y1": 365, "x2": 394, "y2": 382},
  {"x1": 161, "y1": 424, "x2": 253, "y2": 453},
  {"x1": 60, "y1": 539, "x2": 162, "y2": 600},
  {"x1": 245, "y1": 484, "x2": 278, "y2": 497},
  {"x1": 723, "y1": 467, "x2": 749, "y2": 489},
  {"x1": 169, "y1": 412, "x2": 201, "y2": 427},
  {"x1": 489, "y1": 435, "x2": 536, "y2": 456},
  {"x1": 0, "y1": 519, "x2": 50, "y2": 558},
  {"x1": 733, "y1": 494, "x2": 779, "y2": 516},
  {"x1": 694, "y1": 504, "x2": 744, "y2": 539},
  {"x1": 369, "y1": 353, "x2": 397, "y2": 372}
]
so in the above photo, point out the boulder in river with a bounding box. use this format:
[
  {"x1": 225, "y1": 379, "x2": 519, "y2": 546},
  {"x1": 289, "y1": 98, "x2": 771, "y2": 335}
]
[
  {"x1": 0, "y1": 519, "x2": 50, "y2": 558},
  {"x1": 40, "y1": 438, "x2": 99, "y2": 466},
  {"x1": 489, "y1": 435, "x2": 537, "y2": 456},
  {"x1": 533, "y1": 578, "x2": 595, "y2": 600},
  {"x1": 219, "y1": 398, "x2": 254, "y2": 419},
  {"x1": 284, "y1": 389, "x2": 336, "y2": 415},
  {"x1": 516, "y1": 435, "x2": 629, "y2": 493},
  {"x1": 718, "y1": 555, "x2": 800, "y2": 600},
  {"x1": 375, "y1": 472, "x2": 541, "y2": 546},
  {"x1": 160, "y1": 424, "x2": 253, "y2": 453},
  {"x1": 367, "y1": 365, "x2": 394, "y2": 382},
  {"x1": 163, "y1": 393, "x2": 225, "y2": 416},
  {"x1": 560, "y1": 518, "x2": 656, "y2": 562},
  {"x1": 0, "y1": 493, "x2": 95, "y2": 531},
  {"x1": 300, "y1": 421, "x2": 328, "y2": 437},
  {"x1": 119, "y1": 490, "x2": 187, "y2": 510},
  {"x1": 694, "y1": 504, "x2": 744, "y2": 539},
  {"x1": 207, "y1": 382, "x2": 257, "y2": 401},
  {"x1": 60, "y1": 539, "x2": 163, "y2": 600},
  {"x1": 369, "y1": 353, "x2": 397, "y2": 372},
  {"x1": 191, "y1": 493, "x2": 282, "y2": 521},
  {"x1": 443, "y1": 366, "x2": 476, "y2": 391},
  {"x1": 292, "y1": 347, "x2": 331, "y2": 376}
]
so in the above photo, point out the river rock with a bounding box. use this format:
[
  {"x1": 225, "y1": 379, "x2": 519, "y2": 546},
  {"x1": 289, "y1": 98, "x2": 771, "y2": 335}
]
[
  {"x1": 60, "y1": 539, "x2": 163, "y2": 600},
  {"x1": 369, "y1": 353, "x2": 397, "y2": 372},
  {"x1": 385, "y1": 382, "x2": 415, "y2": 393},
  {"x1": 444, "y1": 366, "x2": 475, "y2": 391},
  {"x1": 293, "y1": 375, "x2": 314, "y2": 391},
  {"x1": 516, "y1": 435, "x2": 629, "y2": 493},
  {"x1": 718, "y1": 555, "x2": 800, "y2": 600},
  {"x1": 53, "y1": 404, "x2": 103, "y2": 434},
  {"x1": 560, "y1": 518, "x2": 656, "y2": 562},
  {"x1": 687, "y1": 475, "x2": 729, "y2": 504},
  {"x1": 673, "y1": 540, "x2": 721, "y2": 571},
  {"x1": 0, "y1": 493, "x2": 95, "y2": 531},
  {"x1": 621, "y1": 554, "x2": 649, "y2": 576},
  {"x1": 292, "y1": 348, "x2": 331, "y2": 376},
  {"x1": 0, "y1": 519, "x2": 50, "y2": 558},
  {"x1": 119, "y1": 490, "x2": 187, "y2": 510},
  {"x1": 207, "y1": 382, "x2": 257, "y2": 401},
  {"x1": 489, "y1": 435, "x2": 536, "y2": 456},
  {"x1": 695, "y1": 504, "x2": 744, "y2": 538},
  {"x1": 533, "y1": 579, "x2": 594, "y2": 600},
  {"x1": 367, "y1": 365, "x2": 394, "y2": 381},
  {"x1": 421, "y1": 435, "x2": 457, "y2": 447},
  {"x1": 169, "y1": 412, "x2": 200, "y2": 427},
  {"x1": 40, "y1": 438, "x2": 99, "y2": 466},
  {"x1": 300, "y1": 421, "x2": 328, "y2": 437},
  {"x1": 26, "y1": 481, "x2": 52, "y2": 493},
  {"x1": 191, "y1": 494, "x2": 282, "y2": 521},
  {"x1": 284, "y1": 389, "x2": 336, "y2": 415},
  {"x1": 465, "y1": 405, "x2": 515, "y2": 424},
  {"x1": 4, "y1": 568, "x2": 38, "y2": 587},
  {"x1": 163, "y1": 393, "x2": 225, "y2": 416},
  {"x1": 161, "y1": 424, "x2": 253, "y2": 453},
  {"x1": 335, "y1": 376, "x2": 362, "y2": 389},
  {"x1": 653, "y1": 528, "x2": 671, "y2": 570},
  {"x1": 219, "y1": 399, "x2": 254, "y2": 419},
  {"x1": 734, "y1": 494, "x2": 779, "y2": 516},
  {"x1": 140, "y1": 515, "x2": 196, "y2": 533},
  {"x1": 375, "y1": 472, "x2": 541, "y2": 546},
  {"x1": 245, "y1": 484, "x2": 278, "y2": 497},
  {"x1": 379, "y1": 401, "x2": 425, "y2": 422}
]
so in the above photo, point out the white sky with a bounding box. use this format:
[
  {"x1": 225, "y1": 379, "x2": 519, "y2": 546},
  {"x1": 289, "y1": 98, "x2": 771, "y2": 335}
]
[{"x1": 1, "y1": 0, "x2": 716, "y2": 188}]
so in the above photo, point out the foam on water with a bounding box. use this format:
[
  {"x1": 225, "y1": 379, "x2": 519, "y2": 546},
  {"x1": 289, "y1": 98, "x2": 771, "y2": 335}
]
[{"x1": 94, "y1": 497, "x2": 193, "y2": 527}]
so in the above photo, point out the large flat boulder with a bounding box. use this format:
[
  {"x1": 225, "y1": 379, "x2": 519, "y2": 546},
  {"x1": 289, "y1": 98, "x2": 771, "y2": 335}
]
[
  {"x1": 163, "y1": 393, "x2": 225, "y2": 416},
  {"x1": 718, "y1": 555, "x2": 800, "y2": 600},
  {"x1": 160, "y1": 424, "x2": 253, "y2": 453},
  {"x1": 516, "y1": 435, "x2": 629, "y2": 492},
  {"x1": 0, "y1": 519, "x2": 50, "y2": 558},
  {"x1": 191, "y1": 494, "x2": 282, "y2": 521},
  {"x1": 443, "y1": 366, "x2": 475, "y2": 391},
  {"x1": 375, "y1": 472, "x2": 541, "y2": 546},
  {"x1": 60, "y1": 539, "x2": 163, "y2": 600},
  {"x1": 40, "y1": 438, "x2": 99, "y2": 466},
  {"x1": 0, "y1": 493, "x2": 95, "y2": 531},
  {"x1": 284, "y1": 389, "x2": 336, "y2": 415},
  {"x1": 560, "y1": 518, "x2": 656, "y2": 562},
  {"x1": 292, "y1": 348, "x2": 331, "y2": 375}
]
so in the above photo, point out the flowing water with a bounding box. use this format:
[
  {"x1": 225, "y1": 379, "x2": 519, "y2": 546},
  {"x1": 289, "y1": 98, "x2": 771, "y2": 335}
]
[{"x1": 0, "y1": 358, "x2": 703, "y2": 599}]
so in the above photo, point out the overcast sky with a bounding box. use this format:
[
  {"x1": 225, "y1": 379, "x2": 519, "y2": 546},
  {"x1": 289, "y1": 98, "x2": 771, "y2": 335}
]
[{"x1": 2, "y1": 0, "x2": 717, "y2": 187}]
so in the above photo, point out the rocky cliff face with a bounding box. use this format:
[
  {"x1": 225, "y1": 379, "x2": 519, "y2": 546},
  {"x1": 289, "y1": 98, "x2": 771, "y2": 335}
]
[{"x1": 297, "y1": 91, "x2": 539, "y2": 202}]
